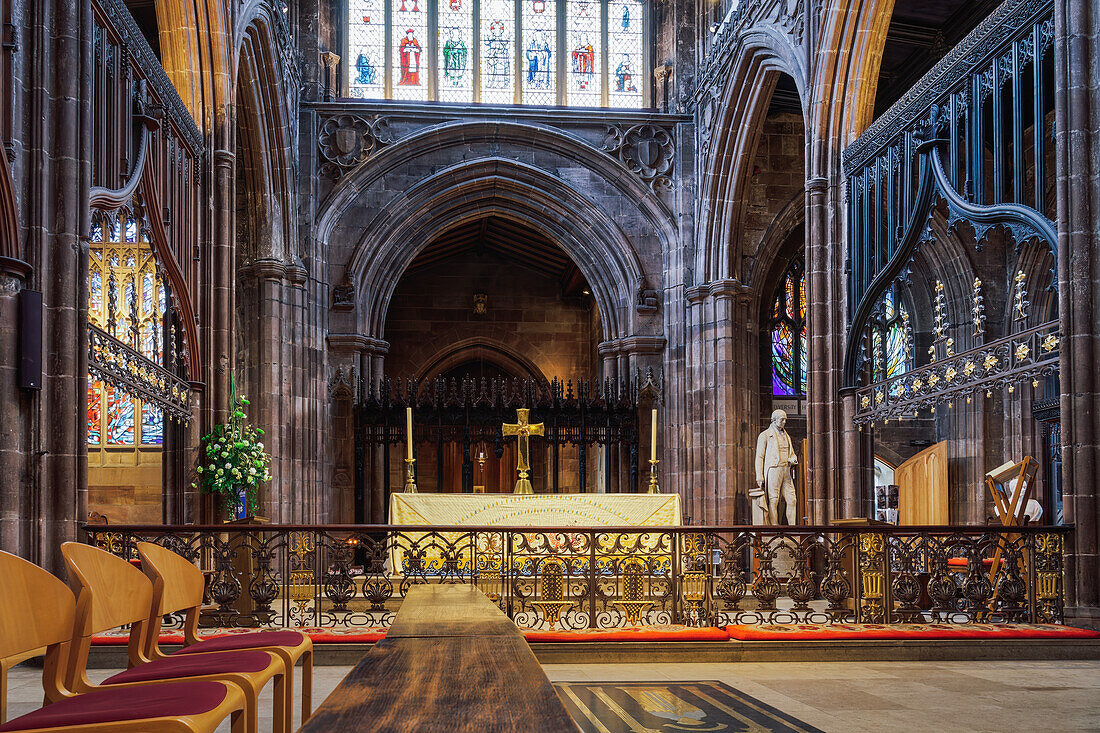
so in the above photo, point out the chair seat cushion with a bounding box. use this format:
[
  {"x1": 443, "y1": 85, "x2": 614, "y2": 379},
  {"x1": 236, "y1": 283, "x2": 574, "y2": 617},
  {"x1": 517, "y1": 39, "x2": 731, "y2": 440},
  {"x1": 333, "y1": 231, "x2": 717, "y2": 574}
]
[
  {"x1": 0, "y1": 681, "x2": 228, "y2": 731},
  {"x1": 175, "y1": 630, "x2": 307, "y2": 655},
  {"x1": 104, "y1": 649, "x2": 272, "y2": 685}
]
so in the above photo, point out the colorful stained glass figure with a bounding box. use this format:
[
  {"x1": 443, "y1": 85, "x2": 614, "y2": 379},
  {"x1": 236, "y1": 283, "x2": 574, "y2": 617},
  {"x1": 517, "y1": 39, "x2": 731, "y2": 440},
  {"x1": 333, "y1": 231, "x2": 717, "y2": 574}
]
[
  {"x1": 567, "y1": 0, "x2": 601, "y2": 105},
  {"x1": 522, "y1": 0, "x2": 557, "y2": 104},
  {"x1": 608, "y1": 0, "x2": 643, "y2": 107},
  {"x1": 437, "y1": 0, "x2": 474, "y2": 101},
  {"x1": 613, "y1": 54, "x2": 637, "y2": 92},
  {"x1": 526, "y1": 35, "x2": 553, "y2": 88},
  {"x1": 770, "y1": 258, "x2": 807, "y2": 396},
  {"x1": 398, "y1": 30, "x2": 423, "y2": 86},
  {"x1": 480, "y1": 2, "x2": 515, "y2": 104},
  {"x1": 87, "y1": 381, "x2": 103, "y2": 445},
  {"x1": 141, "y1": 403, "x2": 164, "y2": 445},
  {"x1": 106, "y1": 386, "x2": 136, "y2": 445},
  {"x1": 355, "y1": 53, "x2": 378, "y2": 84},
  {"x1": 348, "y1": 0, "x2": 385, "y2": 98}
]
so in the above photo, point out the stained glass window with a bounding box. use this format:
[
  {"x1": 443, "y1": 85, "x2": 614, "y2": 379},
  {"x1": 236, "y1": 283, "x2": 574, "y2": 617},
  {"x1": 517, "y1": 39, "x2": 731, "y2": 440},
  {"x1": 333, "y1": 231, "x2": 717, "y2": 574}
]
[
  {"x1": 86, "y1": 210, "x2": 166, "y2": 448},
  {"x1": 439, "y1": 0, "x2": 475, "y2": 102},
  {"x1": 522, "y1": 0, "x2": 556, "y2": 104},
  {"x1": 348, "y1": 0, "x2": 385, "y2": 99},
  {"x1": 392, "y1": 0, "x2": 428, "y2": 101},
  {"x1": 770, "y1": 258, "x2": 807, "y2": 397},
  {"x1": 480, "y1": 0, "x2": 516, "y2": 104},
  {"x1": 566, "y1": 0, "x2": 601, "y2": 106},
  {"x1": 870, "y1": 290, "x2": 911, "y2": 383},
  {"x1": 607, "y1": 0, "x2": 642, "y2": 108},
  {"x1": 346, "y1": 0, "x2": 646, "y2": 106}
]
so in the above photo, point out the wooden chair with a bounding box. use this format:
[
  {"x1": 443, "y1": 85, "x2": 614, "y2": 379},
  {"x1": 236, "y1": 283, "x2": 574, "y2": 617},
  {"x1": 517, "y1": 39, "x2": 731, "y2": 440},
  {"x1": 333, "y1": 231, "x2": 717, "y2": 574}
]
[
  {"x1": 136, "y1": 541, "x2": 314, "y2": 730},
  {"x1": 59, "y1": 543, "x2": 287, "y2": 733},
  {"x1": 0, "y1": 550, "x2": 247, "y2": 732}
]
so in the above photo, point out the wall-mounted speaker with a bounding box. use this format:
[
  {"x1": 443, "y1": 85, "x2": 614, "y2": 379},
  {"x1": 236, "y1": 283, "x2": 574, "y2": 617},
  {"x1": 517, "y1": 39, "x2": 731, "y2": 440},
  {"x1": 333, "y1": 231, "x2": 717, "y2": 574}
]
[{"x1": 19, "y1": 289, "x2": 42, "y2": 390}]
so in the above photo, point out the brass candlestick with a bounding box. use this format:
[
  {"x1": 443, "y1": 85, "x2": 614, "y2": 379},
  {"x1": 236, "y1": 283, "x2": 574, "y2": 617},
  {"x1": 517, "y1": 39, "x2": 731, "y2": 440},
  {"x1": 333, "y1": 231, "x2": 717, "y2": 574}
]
[
  {"x1": 646, "y1": 458, "x2": 661, "y2": 494},
  {"x1": 404, "y1": 458, "x2": 418, "y2": 493}
]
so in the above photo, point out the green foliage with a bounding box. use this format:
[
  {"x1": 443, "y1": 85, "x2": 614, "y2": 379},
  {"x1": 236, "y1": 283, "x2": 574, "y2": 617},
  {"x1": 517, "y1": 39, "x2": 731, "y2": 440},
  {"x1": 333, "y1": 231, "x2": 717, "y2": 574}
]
[{"x1": 191, "y1": 392, "x2": 271, "y2": 515}]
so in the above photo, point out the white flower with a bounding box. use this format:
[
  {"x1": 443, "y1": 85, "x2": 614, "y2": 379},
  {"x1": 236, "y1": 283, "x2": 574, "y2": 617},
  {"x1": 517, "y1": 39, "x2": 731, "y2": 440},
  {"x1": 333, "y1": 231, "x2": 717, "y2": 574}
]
[{"x1": 257, "y1": 442, "x2": 264, "y2": 451}]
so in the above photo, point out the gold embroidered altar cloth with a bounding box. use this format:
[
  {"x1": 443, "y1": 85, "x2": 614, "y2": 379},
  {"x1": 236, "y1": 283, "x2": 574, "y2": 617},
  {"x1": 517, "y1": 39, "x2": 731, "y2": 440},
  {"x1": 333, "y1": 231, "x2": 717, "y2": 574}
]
[
  {"x1": 388, "y1": 494, "x2": 682, "y2": 574},
  {"x1": 389, "y1": 493, "x2": 682, "y2": 527}
]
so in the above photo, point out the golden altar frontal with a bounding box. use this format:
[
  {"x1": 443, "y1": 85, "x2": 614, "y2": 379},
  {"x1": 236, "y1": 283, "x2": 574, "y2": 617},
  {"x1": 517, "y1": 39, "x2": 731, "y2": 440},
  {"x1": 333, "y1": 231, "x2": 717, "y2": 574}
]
[{"x1": 388, "y1": 493, "x2": 682, "y2": 575}]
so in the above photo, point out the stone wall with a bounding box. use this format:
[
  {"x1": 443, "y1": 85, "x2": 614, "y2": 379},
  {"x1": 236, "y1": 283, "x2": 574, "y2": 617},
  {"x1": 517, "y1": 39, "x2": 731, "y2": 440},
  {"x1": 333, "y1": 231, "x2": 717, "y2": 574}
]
[{"x1": 384, "y1": 253, "x2": 597, "y2": 381}]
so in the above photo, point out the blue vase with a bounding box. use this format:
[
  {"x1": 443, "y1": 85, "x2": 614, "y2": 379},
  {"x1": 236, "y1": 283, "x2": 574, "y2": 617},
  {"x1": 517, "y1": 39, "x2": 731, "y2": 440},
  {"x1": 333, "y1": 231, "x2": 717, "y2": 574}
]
[{"x1": 234, "y1": 486, "x2": 248, "y2": 519}]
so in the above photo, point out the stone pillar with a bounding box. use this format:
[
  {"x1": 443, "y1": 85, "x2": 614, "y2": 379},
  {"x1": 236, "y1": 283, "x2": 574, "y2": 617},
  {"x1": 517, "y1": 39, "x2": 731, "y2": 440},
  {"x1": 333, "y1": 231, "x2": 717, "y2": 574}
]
[
  {"x1": 1055, "y1": 0, "x2": 1100, "y2": 625},
  {"x1": 805, "y1": 174, "x2": 845, "y2": 523},
  {"x1": 710, "y1": 280, "x2": 751, "y2": 524},
  {"x1": 684, "y1": 285, "x2": 709, "y2": 524},
  {"x1": 0, "y1": 258, "x2": 31, "y2": 556},
  {"x1": 250, "y1": 258, "x2": 287, "y2": 520}
]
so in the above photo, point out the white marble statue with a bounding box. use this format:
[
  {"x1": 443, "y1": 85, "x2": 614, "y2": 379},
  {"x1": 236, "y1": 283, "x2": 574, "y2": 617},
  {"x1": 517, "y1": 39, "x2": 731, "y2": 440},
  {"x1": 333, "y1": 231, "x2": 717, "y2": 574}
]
[{"x1": 753, "y1": 409, "x2": 798, "y2": 525}]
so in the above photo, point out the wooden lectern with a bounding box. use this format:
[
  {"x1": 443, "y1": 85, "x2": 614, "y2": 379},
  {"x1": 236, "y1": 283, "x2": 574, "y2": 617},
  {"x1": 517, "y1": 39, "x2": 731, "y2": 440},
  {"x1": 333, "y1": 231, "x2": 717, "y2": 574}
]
[{"x1": 984, "y1": 457, "x2": 1038, "y2": 600}]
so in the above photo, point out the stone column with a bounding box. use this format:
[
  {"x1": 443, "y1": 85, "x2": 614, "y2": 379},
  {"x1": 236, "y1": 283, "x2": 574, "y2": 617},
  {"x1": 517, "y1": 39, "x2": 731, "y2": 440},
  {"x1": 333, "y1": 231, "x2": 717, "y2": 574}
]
[
  {"x1": 684, "y1": 285, "x2": 709, "y2": 524},
  {"x1": 0, "y1": 258, "x2": 31, "y2": 556},
  {"x1": 249, "y1": 258, "x2": 287, "y2": 520},
  {"x1": 1055, "y1": 0, "x2": 1100, "y2": 625},
  {"x1": 805, "y1": 174, "x2": 846, "y2": 523},
  {"x1": 710, "y1": 280, "x2": 751, "y2": 523}
]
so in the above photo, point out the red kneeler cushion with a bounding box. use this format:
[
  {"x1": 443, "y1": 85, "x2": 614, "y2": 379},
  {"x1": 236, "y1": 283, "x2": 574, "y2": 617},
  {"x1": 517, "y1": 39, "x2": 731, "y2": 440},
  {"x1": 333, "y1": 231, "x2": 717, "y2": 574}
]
[
  {"x1": 946, "y1": 558, "x2": 995, "y2": 568},
  {"x1": 524, "y1": 625, "x2": 730, "y2": 642},
  {"x1": 104, "y1": 649, "x2": 272, "y2": 684},
  {"x1": 175, "y1": 630, "x2": 307, "y2": 654},
  {"x1": 92, "y1": 626, "x2": 389, "y2": 645},
  {"x1": 725, "y1": 623, "x2": 1100, "y2": 641},
  {"x1": 0, "y1": 681, "x2": 229, "y2": 731}
]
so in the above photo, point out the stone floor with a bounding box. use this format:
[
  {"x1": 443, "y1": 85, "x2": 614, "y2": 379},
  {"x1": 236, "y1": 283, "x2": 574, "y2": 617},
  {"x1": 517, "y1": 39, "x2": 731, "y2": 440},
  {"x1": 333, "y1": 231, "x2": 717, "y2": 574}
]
[{"x1": 5, "y1": 659, "x2": 1100, "y2": 732}]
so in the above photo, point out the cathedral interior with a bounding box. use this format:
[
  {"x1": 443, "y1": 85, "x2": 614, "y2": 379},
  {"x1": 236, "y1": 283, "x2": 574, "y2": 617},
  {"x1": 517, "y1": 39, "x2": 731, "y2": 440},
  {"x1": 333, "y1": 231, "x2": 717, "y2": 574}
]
[{"x1": 2, "y1": 0, "x2": 1100, "y2": 730}]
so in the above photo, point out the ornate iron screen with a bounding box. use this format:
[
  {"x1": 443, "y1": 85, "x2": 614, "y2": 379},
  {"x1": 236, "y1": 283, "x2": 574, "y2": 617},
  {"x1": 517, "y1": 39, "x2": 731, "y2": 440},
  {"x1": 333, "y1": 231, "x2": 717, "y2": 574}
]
[{"x1": 843, "y1": 0, "x2": 1058, "y2": 425}]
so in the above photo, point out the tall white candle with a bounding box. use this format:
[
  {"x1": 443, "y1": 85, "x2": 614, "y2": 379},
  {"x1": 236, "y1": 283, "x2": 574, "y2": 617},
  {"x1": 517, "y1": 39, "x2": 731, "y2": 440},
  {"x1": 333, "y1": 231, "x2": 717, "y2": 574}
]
[
  {"x1": 651, "y1": 408, "x2": 658, "y2": 461},
  {"x1": 406, "y1": 407, "x2": 414, "y2": 460}
]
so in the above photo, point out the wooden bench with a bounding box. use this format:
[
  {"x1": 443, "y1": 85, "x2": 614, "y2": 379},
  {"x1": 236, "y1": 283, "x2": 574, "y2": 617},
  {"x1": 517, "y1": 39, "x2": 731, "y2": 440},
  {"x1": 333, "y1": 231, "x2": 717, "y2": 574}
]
[{"x1": 299, "y1": 585, "x2": 579, "y2": 732}]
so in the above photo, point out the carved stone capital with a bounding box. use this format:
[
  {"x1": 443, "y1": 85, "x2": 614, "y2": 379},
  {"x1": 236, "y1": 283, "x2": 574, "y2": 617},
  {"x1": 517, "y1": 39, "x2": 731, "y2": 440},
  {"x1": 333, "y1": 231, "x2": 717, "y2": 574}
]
[
  {"x1": 685, "y1": 284, "x2": 710, "y2": 304},
  {"x1": 327, "y1": 333, "x2": 372, "y2": 353},
  {"x1": 619, "y1": 335, "x2": 667, "y2": 355},
  {"x1": 249, "y1": 258, "x2": 288, "y2": 281}
]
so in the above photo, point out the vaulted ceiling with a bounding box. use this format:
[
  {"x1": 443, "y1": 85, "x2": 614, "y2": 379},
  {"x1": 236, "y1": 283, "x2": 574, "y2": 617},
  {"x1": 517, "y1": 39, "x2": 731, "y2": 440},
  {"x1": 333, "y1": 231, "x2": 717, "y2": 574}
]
[{"x1": 405, "y1": 216, "x2": 589, "y2": 296}]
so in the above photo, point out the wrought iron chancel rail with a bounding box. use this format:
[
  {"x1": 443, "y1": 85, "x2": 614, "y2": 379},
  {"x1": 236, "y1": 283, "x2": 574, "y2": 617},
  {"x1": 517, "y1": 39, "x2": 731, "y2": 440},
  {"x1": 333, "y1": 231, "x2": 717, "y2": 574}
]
[
  {"x1": 853, "y1": 319, "x2": 1061, "y2": 426},
  {"x1": 84, "y1": 523, "x2": 1069, "y2": 631}
]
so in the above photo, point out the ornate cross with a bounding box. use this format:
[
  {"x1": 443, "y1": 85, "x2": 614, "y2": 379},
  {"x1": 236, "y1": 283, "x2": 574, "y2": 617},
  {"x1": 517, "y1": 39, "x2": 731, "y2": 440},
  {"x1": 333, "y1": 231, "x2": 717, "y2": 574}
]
[{"x1": 502, "y1": 408, "x2": 544, "y2": 494}]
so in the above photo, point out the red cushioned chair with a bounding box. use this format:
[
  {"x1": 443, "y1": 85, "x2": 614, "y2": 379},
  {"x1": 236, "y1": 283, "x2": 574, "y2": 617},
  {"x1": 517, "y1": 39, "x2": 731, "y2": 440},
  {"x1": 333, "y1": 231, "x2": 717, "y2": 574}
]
[
  {"x1": 0, "y1": 550, "x2": 247, "y2": 732},
  {"x1": 136, "y1": 541, "x2": 314, "y2": 730},
  {"x1": 59, "y1": 543, "x2": 288, "y2": 733}
]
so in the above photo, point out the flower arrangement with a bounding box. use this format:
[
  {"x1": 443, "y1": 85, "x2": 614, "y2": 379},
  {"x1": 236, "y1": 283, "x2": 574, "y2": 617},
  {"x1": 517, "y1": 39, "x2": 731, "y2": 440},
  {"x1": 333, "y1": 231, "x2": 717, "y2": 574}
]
[{"x1": 193, "y1": 392, "x2": 272, "y2": 517}]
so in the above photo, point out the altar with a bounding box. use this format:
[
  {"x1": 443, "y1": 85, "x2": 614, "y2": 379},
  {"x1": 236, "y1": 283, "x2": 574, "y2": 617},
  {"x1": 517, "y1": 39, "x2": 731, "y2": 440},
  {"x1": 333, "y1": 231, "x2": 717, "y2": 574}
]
[
  {"x1": 389, "y1": 493, "x2": 682, "y2": 528},
  {"x1": 388, "y1": 493, "x2": 682, "y2": 576}
]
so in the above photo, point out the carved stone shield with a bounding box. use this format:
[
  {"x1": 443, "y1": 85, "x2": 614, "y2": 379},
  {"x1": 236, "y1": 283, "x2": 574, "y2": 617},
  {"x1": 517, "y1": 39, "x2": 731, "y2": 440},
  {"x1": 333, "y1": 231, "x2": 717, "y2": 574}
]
[
  {"x1": 634, "y1": 138, "x2": 660, "y2": 169},
  {"x1": 333, "y1": 127, "x2": 360, "y2": 156}
]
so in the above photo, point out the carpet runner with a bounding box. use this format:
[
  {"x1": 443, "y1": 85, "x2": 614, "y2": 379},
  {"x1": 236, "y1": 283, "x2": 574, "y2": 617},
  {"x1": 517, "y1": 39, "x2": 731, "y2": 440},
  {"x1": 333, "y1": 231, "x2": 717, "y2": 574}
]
[{"x1": 725, "y1": 623, "x2": 1100, "y2": 641}]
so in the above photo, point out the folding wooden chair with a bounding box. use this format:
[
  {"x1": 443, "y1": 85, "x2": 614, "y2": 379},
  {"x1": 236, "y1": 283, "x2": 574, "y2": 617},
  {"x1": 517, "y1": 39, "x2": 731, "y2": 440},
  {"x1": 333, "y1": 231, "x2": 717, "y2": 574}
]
[
  {"x1": 0, "y1": 550, "x2": 247, "y2": 732},
  {"x1": 59, "y1": 543, "x2": 288, "y2": 733},
  {"x1": 136, "y1": 541, "x2": 314, "y2": 730}
]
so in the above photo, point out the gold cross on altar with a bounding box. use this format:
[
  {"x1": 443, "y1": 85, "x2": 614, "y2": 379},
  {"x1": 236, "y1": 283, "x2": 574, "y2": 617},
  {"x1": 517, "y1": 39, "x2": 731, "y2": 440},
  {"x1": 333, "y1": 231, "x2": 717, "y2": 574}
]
[{"x1": 502, "y1": 408, "x2": 544, "y2": 494}]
